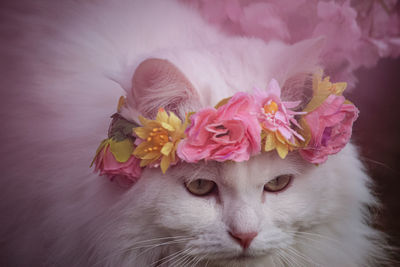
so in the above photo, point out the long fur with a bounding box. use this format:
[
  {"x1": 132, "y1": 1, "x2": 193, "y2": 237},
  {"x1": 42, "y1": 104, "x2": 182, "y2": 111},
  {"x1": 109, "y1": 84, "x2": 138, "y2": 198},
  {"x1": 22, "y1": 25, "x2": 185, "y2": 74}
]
[{"x1": 0, "y1": 0, "x2": 389, "y2": 266}]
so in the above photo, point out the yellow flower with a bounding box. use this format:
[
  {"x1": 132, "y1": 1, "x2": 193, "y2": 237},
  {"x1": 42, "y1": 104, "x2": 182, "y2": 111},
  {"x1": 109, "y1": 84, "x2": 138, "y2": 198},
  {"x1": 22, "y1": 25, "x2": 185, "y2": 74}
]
[
  {"x1": 303, "y1": 70, "x2": 347, "y2": 113},
  {"x1": 133, "y1": 108, "x2": 187, "y2": 173},
  {"x1": 262, "y1": 130, "x2": 298, "y2": 159}
]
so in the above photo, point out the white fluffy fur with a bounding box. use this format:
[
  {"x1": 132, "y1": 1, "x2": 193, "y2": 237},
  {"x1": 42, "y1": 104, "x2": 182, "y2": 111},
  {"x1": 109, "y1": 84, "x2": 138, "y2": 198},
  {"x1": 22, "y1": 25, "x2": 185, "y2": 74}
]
[{"x1": 0, "y1": 0, "x2": 388, "y2": 266}]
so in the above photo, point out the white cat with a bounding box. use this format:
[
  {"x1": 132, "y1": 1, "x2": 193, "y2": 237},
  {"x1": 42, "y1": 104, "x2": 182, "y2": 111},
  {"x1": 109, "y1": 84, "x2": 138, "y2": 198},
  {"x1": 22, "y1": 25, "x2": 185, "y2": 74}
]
[{"x1": 0, "y1": 0, "x2": 389, "y2": 266}]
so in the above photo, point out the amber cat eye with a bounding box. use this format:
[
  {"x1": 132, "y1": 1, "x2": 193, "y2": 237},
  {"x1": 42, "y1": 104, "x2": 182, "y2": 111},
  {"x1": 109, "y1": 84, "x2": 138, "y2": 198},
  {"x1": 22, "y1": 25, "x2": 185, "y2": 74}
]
[
  {"x1": 264, "y1": 174, "x2": 293, "y2": 192},
  {"x1": 186, "y1": 179, "x2": 216, "y2": 196}
]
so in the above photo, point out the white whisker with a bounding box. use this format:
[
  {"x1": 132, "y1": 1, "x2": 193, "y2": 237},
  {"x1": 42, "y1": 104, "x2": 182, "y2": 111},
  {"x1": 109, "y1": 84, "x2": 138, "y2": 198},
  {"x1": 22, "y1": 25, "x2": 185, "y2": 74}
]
[
  {"x1": 158, "y1": 247, "x2": 193, "y2": 267},
  {"x1": 285, "y1": 246, "x2": 320, "y2": 266},
  {"x1": 169, "y1": 249, "x2": 193, "y2": 267},
  {"x1": 133, "y1": 238, "x2": 194, "y2": 262}
]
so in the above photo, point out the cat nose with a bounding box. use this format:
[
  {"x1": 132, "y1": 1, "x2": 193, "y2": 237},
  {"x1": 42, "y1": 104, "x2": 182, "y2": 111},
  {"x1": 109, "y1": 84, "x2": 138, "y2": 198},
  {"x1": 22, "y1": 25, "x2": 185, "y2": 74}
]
[{"x1": 228, "y1": 231, "x2": 258, "y2": 249}]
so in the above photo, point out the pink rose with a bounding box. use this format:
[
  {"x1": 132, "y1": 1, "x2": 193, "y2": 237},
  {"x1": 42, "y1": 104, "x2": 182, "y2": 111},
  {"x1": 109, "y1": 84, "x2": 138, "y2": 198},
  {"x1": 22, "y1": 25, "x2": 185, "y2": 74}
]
[
  {"x1": 177, "y1": 92, "x2": 261, "y2": 162},
  {"x1": 93, "y1": 145, "x2": 142, "y2": 185},
  {"x1": 300, "y1": 94, "x2": 359, "y2": 164}
]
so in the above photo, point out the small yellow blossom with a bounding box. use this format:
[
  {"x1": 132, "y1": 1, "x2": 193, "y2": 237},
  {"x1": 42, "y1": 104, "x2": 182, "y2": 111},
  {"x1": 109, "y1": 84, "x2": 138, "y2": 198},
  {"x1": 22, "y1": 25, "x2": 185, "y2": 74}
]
[
  {"x1": 303, "y1": 70, "x2": 347, "y2": 113},
  {"x1": 262, "y1": 130, "x2": 297, "y2": 159},
  {"x1": 133, "y1": 108, "x2": 187, "y2": 173}
]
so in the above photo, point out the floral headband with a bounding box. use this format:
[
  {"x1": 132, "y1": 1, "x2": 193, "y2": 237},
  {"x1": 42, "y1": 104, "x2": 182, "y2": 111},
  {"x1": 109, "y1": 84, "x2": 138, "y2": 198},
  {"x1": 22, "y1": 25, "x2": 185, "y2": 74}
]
[{"x1": 92, "y1": 72, "x2": 359, "y2": 184}]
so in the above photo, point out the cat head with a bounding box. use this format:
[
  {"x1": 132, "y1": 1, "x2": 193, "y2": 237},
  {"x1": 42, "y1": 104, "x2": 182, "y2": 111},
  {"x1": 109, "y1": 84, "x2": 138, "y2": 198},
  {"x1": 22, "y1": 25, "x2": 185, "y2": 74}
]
[{"x1": 95, "y1": 37, "x2": 367, "y2": 266}]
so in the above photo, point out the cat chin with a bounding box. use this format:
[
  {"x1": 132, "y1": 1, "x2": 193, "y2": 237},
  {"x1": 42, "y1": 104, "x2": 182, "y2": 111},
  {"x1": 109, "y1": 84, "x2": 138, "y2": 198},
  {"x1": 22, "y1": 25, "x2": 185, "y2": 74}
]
[
  {"x1": 202, "y1": 254, "x2": 272, "y2": 267},
  {"x1": 188, "y1": 249, "x2": 274, "y2": 267}
]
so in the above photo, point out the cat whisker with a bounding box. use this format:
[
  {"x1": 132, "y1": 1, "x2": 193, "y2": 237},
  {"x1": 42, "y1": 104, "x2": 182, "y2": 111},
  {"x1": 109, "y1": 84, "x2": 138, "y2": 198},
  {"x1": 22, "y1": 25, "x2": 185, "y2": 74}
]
[
  {"x1": 181, "y1": 253, "x2": 197, "y2": 267},
  {"x1": 271, "y1": 254, "x2": 280, "y2": 267},
  {"x1": 288, "y1": 232, "x2": 357, "y2": 265},
  {"x1": 191, "y1": 254, "x2": 206, "y2": 267},
  {"x1": 290, "y1": 230, "x2": 342, "y2": 246},
  {"x1": 168, "y1": 248, "x2": 194, "y2": 267},
  {"x1": 285, "y1": 246, "x2": 321, "y2": 266},
  {"x1": 293, "y1": 232, "x2": 356, "y2": 260},
  {"x1": 132, "y1": 238, "x2": 195, "y2": 260},
  {"x1": 151, "y1": 247, "x2": 192, "y2": 266},
  {"x1": 276, "y1": 250, "x2": 292, "y2": 267},
  {"x1": 190, "y1": 253, "x2": 209, "y2": 267},
  {"x1": 156, "y1": 247, "x2": 193, "y2": 267},
  {"x1": 131, "y1": 238, "x2": 194, "y2": 251},
  {"x1": 93, "y1": 236, "x2": 193, "y2": 266},
  {"x1": 179, "y1": 253, "x2": 196, "y2": 267},
  {"x1": 360, "y1": 156, "x2": 398, "y2": 173},
  {"x1": 127, "y1": 235, "x2": 194, "y2": 245},
  {"x1": 185, "y1": 254, "x2": 198, "y2": 267},
  {"x1": 279, "y1": 250, "x2": 298, "y2": 267}
]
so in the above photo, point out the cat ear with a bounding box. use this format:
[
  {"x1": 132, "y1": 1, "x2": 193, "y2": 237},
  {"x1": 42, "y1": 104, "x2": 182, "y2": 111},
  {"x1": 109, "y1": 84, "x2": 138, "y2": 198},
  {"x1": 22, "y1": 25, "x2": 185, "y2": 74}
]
[
  {"x1": 279, "y1": 37, "x2": 325, "y2": 108},
  {"x1": 130, "y1": 58, "x2": 199, "y2": 119}
]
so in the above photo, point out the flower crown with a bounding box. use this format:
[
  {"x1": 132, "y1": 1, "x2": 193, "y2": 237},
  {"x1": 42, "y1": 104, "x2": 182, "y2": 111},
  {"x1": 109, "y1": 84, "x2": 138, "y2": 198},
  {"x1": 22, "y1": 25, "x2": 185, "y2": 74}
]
[{"x1": 92, "y1": 72, "x2": 359, "y2": 184}]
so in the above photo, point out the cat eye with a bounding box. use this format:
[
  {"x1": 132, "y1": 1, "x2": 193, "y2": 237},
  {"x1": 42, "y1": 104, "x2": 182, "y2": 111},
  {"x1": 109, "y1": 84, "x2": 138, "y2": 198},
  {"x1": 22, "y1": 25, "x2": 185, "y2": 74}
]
[
  {"x1": 264, "y1": 174, "x2": 293, "y2": 193},
  {"x1": 185, "y1": 179, "x2": 216, "y2": 196}
]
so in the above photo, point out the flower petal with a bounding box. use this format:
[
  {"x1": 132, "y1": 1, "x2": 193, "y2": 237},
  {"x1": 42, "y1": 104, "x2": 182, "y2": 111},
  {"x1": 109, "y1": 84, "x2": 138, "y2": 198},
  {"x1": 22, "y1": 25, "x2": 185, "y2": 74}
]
[
  {"x1": 264, "y1": 133, "x2": 276, "y2": 152},
  {"x1": 117, "y1": 96, "x2": 126, "y2": 112},
  {"x1": 134, "y1": 127, "x2": 148, "y2": 139},
  {"x1": 140, "y1": 158, "x2": 153, "y2": 167},
  {"x1": 139, "y1": 115, "x2": 149, "y2": 126},
  {"x1": 276, "y1": 142, "x2": 288, "y2": 159},
  {"x1": 267, "y1": 79, "x2": 281, "y2": 97},
  {"x1": 133, "y1": 142, "x2": 152, "y2": 158},
  {"x1": 214, "y1": 96, "x2": 232, "y2": 109},
  {"x1": 156, "y1": 108, "x2": 169, "y2": 123},
  {"x1": 161, "y1": 122, "x2": 175, "y2": 132},
  {"x1": 141, "y1": 151, "x2": 161, "y2": 160},
  {"x1": 160, "y1": 155, "x2": 171, "y2": 173},
  {"x1": 161, "y1": 142, "x2": 174, "y2": 156},
  {"x1": 168, "y1": 112, "x2": 182, "y2": 129},
  {"x1": 90, "y1": 139, "x2": 110, "y2": 167}
]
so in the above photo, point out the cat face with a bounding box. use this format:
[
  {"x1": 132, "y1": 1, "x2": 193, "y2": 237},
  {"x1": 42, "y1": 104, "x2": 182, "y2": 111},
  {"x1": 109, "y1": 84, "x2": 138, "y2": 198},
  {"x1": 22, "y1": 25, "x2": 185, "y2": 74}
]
[
  {"x1": 136, "y1": 149, "x2": 344, "y2": 265},
  {"x1": 114, "y1": 37, "x2": 368, "y2": 266}
]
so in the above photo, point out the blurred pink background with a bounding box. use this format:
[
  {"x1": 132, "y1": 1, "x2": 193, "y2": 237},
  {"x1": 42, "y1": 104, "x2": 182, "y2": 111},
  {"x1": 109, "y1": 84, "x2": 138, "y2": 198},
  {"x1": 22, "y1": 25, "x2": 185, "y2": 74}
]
[{"x1": 350, "y1": 58, "x2": 400, "y2": 257}]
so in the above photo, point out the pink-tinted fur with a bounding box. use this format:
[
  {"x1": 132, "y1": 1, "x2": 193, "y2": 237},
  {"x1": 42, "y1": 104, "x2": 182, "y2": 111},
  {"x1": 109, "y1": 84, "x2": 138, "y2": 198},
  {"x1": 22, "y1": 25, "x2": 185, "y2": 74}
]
[{"x1": 0, "y1": 0, "x2": 390, "y2": 266}]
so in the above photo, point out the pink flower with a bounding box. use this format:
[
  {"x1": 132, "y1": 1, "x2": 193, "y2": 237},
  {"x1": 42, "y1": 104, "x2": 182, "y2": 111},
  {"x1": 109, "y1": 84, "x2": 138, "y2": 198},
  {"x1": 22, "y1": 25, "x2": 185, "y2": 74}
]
[
  {"x1": 177, "y1": 92, "x2": 261, "y2": 162},
  {"x1": 93, "y1": 144, "x2": 142, "y2": 184},
  {"x1": 300, "y1": 94, "x2": 359, "y2": 164},
  {"x1": 255, "y1": 79, "x2": 305, "y2": 144}
]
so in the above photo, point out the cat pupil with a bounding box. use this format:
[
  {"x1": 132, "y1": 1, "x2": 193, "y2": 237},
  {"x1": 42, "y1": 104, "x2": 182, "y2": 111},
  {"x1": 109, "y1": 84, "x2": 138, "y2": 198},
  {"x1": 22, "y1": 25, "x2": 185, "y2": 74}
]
[{"x1": 197, "y1": 180, "x2": 202, "y2": 189}]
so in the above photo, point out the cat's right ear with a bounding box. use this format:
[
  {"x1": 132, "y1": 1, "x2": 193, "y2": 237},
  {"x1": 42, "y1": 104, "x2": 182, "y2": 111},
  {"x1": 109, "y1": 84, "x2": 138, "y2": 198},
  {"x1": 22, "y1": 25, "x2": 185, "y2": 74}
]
[{"x1": 127, "y1": 58, "x2": 200, "y2": 119}]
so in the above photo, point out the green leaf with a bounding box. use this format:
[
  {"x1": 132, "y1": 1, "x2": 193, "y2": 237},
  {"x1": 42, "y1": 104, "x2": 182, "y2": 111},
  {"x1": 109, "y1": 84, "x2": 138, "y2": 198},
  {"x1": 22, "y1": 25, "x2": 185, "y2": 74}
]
[
  {"x1": 108, "y1": 113, "x2": 140, "y2": 142},
  {"x1": 90, "y1": 139, "x2": 110, "y2": 167},
  {"x1": 109, "y1": 138, "x2": 134, "y2": 163}
]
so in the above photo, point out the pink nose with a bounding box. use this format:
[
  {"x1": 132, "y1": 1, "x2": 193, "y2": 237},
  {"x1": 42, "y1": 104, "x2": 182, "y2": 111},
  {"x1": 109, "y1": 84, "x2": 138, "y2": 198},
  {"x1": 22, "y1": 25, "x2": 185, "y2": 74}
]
[{"x1": 229, "y1": 231, "x2": 258, "y2": 249}]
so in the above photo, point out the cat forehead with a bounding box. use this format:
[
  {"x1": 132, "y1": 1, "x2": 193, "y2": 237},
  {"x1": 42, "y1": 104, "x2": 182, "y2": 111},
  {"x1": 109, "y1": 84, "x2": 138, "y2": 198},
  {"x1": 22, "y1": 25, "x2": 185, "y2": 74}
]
[
  {"x1": 178, "y1": 153, "x2": 302, "y2": 188},
  {"x1": 221, "y1": 153, "x2": 301, "y2": 186}
]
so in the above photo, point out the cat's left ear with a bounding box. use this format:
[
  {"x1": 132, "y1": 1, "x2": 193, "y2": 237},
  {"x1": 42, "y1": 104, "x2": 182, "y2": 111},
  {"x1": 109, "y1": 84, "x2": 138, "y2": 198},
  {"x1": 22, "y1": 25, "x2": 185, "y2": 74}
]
[
  {"x1": 128, "y1": 58, "x2": 200, "y2": 119},
  {"x1": 278, "y1": 37, "x2": 326, "y2": 108}
]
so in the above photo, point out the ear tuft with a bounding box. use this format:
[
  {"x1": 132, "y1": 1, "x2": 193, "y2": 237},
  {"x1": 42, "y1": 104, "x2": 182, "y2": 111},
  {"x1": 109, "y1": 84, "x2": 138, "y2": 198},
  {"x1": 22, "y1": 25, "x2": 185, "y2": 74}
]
[{"x1": 131, "y1": 58, "x2": 199, "y2": 119}]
